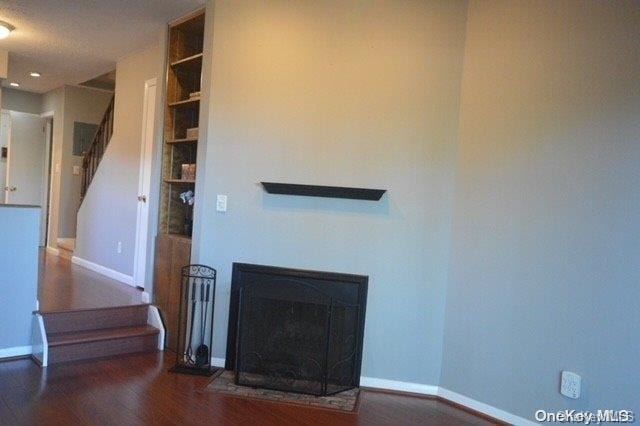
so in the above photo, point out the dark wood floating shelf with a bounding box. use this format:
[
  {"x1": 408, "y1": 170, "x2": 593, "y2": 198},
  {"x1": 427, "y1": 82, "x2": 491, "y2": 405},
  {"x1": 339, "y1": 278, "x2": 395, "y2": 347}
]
[{"x1": 261, "y1": 182, "x2": 386, "y2": 201}]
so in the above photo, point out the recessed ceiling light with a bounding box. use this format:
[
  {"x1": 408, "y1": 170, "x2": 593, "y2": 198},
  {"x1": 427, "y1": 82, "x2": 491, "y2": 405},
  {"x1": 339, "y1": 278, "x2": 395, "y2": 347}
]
[
  {"x1": 0, "y1": 21, "x2": 14, "y2": 39},
  {"x1": 10, "y1": 82, "x2": 19, "y2": 87},
  {"x1": 30, "y1": 72, "x2": 41, "y2": 77}
]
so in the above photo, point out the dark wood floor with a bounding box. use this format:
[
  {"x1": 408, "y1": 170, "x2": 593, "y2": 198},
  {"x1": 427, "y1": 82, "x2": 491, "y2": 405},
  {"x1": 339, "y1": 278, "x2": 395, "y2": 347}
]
[
  {"x1": 30, "y1": 252, "x2": 497, "y2": 424},
  {"x1": 0, "y1": 352, "x2": 497, "y2": 425},
  {"x1": 39, "y1": 251, "x2": 145, "y2": 312}
]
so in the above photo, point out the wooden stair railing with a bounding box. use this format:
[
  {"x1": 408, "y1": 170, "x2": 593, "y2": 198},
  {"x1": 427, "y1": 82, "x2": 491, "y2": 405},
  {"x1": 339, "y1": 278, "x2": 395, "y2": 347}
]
[{"x1": 80, "y1": 96, "x2": 115, "y2": 201}]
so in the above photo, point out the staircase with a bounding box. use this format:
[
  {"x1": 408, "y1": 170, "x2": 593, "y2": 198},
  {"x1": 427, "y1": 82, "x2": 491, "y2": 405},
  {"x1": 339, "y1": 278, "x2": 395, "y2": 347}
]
[
  {"x1": 81, "y1": 95, "x2": 115, "y2": 201},
  {"x1": 41, "y1": 304, "x2": 161, "y2": 364}
]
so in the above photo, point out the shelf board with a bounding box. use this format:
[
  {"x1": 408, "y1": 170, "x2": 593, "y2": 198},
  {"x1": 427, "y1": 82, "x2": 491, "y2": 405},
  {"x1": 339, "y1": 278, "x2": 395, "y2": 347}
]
[
  {"x1": 164, "y1": 179, "x2": 196, "y2": 184},
  {"x1": 168, "y1": 97, "x2": 200, "y2": 108},
  {"x1": 163, "y1": 232, "x2": 192, "y2": 241},
  {"x1": 261, "y1": 182, "x2": 386, "y2": 201},
  {"x1": 166, "y1": 137, "x2": 198, "y2": 144},
  {"x1": 170, "y1": 53, "x2": 203, "y2": 71}
]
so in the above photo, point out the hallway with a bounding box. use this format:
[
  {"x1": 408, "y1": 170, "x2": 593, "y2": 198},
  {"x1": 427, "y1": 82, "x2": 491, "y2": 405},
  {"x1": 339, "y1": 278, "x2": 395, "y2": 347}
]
[{"x1": 38, "y1": 251, "x2": 145, "y2": 312}]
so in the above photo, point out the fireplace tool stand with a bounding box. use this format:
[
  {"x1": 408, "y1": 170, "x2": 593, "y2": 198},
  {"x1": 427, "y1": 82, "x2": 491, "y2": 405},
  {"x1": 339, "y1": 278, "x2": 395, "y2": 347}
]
[{"x1": 170, "y1": 264, "x2": 220, "y2": 376}]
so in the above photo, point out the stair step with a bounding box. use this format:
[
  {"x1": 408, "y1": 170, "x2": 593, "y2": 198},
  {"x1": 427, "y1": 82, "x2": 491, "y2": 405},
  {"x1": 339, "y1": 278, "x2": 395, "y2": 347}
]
[
  {"x1": 42, "y1": 304, "x2": 150, "y2": 334},
  {"x1": 47, "y1": 325, "x2": 159, "y2": 364},
  {"x1": 48, "y1": 325, "x2": 159, "y2": 346}
]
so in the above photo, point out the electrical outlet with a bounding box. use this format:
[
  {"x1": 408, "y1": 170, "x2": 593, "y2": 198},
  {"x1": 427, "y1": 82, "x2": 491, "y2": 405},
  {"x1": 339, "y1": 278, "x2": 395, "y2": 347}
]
[
  {"x1": 216, "y1": 194, "x2": 227, "y2": 212},
  {"x1": 560, "y1": 371, "x2": 581, "y2": 399},
  {"x1": 72, "y1": 165, "x2": 81, "y2": 175},
  {"x1": 117, "y1": 241, "x2": 122, "y2": 254}
]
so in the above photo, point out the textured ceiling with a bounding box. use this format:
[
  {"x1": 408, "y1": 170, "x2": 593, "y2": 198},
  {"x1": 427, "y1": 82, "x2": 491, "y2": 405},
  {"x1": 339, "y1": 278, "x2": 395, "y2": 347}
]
[{"x1": 0, "y1": 0, "x2": 204, "y2": 93}]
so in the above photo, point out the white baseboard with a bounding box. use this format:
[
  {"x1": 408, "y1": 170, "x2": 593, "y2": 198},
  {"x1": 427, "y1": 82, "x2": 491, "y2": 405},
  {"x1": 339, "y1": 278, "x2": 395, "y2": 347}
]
[
  {"x1": 45, "y1": 246, "x2": 59, "y2": 256},
  {"x1": 211, "y1": 357, "x2": 226, "y2": 368},
  {"x1": 437, "y1": 387, "x2": 536, "y2": 425},
  {"x1": 71, "y1": 256, "x2": 134, "y2": 287},
  {"x1": 187, "y1": 355, "x2": 532, "y2": 425},
  {"x1": 0, "y1": 345, "x2": 33, "y2": 359},
  {"x1": 360, "y1": 376, "x2": 438, "y2": 395}
]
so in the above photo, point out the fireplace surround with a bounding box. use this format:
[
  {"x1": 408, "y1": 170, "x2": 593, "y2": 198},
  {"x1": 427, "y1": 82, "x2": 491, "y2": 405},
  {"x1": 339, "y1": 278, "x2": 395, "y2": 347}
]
[{"x1": 226, "y1": 263, "x2": 368, "y2": 396}]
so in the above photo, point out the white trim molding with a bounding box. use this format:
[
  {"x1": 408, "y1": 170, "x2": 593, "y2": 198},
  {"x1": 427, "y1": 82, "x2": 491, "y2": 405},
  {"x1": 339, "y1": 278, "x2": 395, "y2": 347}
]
[
  {"x1": 0, "y1": 345, "x2": 32, "y2": 359},
  {"x1": 437, "y1": 388, "x2": 536, "y2": 426},
  {"x1": 71, "y1": 256, "x2": 134, "y2": 287},
  {"x1": 358, "y1": 379, "x2": 534, "y2": 425},
  {"x1": 147, "y1": 306, "x2": 165, "y2": 351},
  {"x1": 31, "y1": 314, "x2": 48, "y2": 367},
  {"x1": 211, "y1": 357, "x2": 226, "y2": 368},
  {"x1": 195, "y1": 357, "x2": 533, "y2": 425},
  {"x1": 360, "y1": 376, "x2": 438, "y2": 396}
]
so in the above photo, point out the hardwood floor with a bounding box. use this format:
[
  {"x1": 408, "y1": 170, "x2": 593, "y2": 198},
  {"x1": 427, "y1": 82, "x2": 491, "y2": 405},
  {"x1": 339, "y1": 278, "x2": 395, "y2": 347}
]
[
  {"x1": 31, "y1": 252, "x2": 499, "y2": 424},
  {"x1": 0, "y1": 352, "x2": 499, "y2": 425},
  {"x1": 38, "y1": 251, "x2": 144, "y2": 312}
]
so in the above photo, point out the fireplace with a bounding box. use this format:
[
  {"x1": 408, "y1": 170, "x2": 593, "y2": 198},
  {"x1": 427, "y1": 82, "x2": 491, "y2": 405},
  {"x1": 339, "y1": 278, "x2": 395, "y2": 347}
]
[{"x1": 226, "y1": 263, "x2": 368, "y2": 396}]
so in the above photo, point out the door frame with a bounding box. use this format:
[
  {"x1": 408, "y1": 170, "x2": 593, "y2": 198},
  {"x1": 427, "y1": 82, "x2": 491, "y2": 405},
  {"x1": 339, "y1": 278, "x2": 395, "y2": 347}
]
[
  {"x1": 2, "y1": 109, "x2": 50, "y2": 244},
  {"x1": 41, "y1": 115, "x2": 54, "y2": 246},
  {"x1": 133, "y1": 78, "x2": 158, "y2": 288},
  {"x1": 40, "y1": 110, "x2": 56, "y2": 252},
  {"x1": 2, "y1": 109, "x2": 12, "y2": 204}
]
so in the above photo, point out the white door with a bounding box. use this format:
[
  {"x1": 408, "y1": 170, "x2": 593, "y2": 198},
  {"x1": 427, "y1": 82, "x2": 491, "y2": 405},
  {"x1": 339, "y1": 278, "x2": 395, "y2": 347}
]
[
  {"x1": 4, "y1": 111, "x2": 46, "y2": 206},
  {"x1": 133, "y1": 78, "x2": 157, "y2": 288}
]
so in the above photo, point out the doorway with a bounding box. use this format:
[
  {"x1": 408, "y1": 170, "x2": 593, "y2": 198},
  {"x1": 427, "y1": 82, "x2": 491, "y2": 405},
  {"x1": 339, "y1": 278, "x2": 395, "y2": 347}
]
[
  {"x1": 1, "y1": 110, "x2": 50, "y2": 245},
  {"x1": 133, "y1": 78, "x2": 157, "y2": 289}
]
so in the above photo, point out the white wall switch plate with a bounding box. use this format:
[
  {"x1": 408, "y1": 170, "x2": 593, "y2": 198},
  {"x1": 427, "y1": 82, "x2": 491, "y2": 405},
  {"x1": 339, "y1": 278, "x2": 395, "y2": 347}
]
[
  {"x1": 72, "y1": 165, "x2": 81, "y2": 175},
  {"x1": 560, "y1": 371, "x2": 581, "y2": 399},
  {"x1": 216, "y1": 194, "x2": 227, "y2": 212},
  {"x1": 117, "y1": 241, "x2": 122, "y2": 254}
]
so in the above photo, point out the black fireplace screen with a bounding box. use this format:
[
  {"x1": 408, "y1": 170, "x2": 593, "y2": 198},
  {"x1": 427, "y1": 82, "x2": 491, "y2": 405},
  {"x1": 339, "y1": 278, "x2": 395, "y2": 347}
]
[{"x1": 228, "y1": 264, "x2": 368, "y2": 396}]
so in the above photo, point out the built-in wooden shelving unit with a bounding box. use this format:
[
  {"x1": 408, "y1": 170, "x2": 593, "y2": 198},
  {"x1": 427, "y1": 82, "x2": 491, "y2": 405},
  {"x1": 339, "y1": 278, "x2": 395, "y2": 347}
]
[
  {"x1": 154, "y1": 8, "x2": 206, "y2": 351},
  {"x1": 158, "y1": 10, "x2": 204, "y2": 238}
]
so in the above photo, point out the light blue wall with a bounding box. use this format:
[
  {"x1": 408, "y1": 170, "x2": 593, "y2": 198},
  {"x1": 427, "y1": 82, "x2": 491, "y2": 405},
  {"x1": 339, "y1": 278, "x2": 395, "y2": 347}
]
[
  {"x1": 441, "y1": 0, "x2": 640, "y2": 420},
  {"x1": 75, "y1": 44, "x2": 163, "y2": 278},
  {"x1": 181, "y1": 1, "x2": 637, "y2": 419},
  {"x1": 194, "y1": 0, "x2": 468, "y2": 384},
  {"x1": 0, "y1": 206, "x2": 40, "y2": 351},
  {"x1": 58, "y1": 86, "x2": 113, "y2": 238}
]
